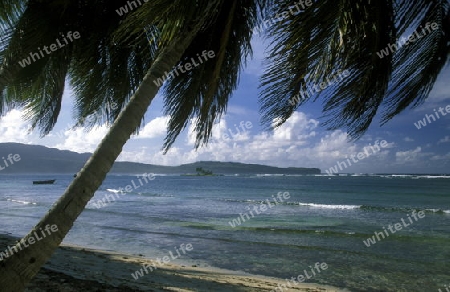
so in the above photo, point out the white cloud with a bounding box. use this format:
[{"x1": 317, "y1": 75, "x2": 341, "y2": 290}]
[
  {"x1": 271, "y1": 112, "x2": 319, "y2": 141},
  {"x1": 118, "y1": 147, "x2": 152, "y2": 164},
  {"x1": 135, "y1": 116, "x2": 170, "y2": 139},
  {"x1": 28, "y1": 108, "x2": 444, "y2": 173},
  {"x1": 430, "y1": 152, "x2": 450, "y2": 161},
  {"x1": 438, "y1": 136, "x2": 450, "y2": 144},
  {"x1": 117, "y1": 112, "x2": 390, "y2": 172},
  {"x1": 0, "y1": 109, "x2": 32, "y2": 143},
  {"x1": 379, "y1": 140, "x2": 395, "y2": 149},
  {"x1": 46, "y1": 115, "x2": 170, "y2": 153},
  {"x1": 394, "y1": 147, "x2": 432, "y2": 164},
  {"x1": 119, "y1": 124, "x2": 396, "y2": 174},
  {"x1": 404, "y1": 137, "x2": 414, "y2": 142},
  {"x1": 185, "y1": 117, "x2": 253, "y2": 146},
  {"x1": 55, "y1": 126, "x2": 108, "y2": 153}
]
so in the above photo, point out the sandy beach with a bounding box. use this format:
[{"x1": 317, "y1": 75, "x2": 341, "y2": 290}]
[{"x1": 1, "y1": 234, "x2": 348, "y2": 291}]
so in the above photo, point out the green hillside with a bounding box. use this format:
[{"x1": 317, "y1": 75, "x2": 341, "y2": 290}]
[{"x1": 0, "y1": 143, "x2": 320, "y2": 174}]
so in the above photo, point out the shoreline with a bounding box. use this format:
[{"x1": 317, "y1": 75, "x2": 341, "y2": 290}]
[{"x1": 1, "y1": 234, "x2": 348, "y2": 291}]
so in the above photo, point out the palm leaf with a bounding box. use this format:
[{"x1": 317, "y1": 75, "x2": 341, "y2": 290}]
[
  {"x1": 260, "y1": 0, "x2": 449, "y2": 139},
  {"x1": 161, "y1": 0, "x2": 265, "y2": 151},
  {"x1": 381, "y1": 0, "x2": 450, "y2": 123}
]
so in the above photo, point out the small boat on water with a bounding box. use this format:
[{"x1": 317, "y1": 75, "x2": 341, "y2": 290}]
[{"x1": 33, "y1": 179, "x2": 56, "y2": 185}]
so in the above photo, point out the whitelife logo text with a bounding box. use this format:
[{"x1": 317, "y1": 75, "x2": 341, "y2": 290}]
[
  {"x1": 0, "y1": 154, "x2": 21, "y2": 171},
  {"x1": 153, "y1": 50, "x2": 216, "y2": 87},
  {"x1": 18, "y1": 31, "x2": 81, "y2": 68},
  {"x1": 376, "y1": 22, "x2": 439, "y2": 59},
  {"x1": 0, "y1": 224, "x2": 59, "y2": 261}
]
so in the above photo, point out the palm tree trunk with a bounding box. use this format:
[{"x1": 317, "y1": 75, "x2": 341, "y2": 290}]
[{"x1": 0, "y1": 30, "x2": 198, "y2": 292}]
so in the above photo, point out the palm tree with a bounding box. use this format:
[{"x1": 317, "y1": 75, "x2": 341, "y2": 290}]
[
  {"x1": 0, "y1": 0, "x2": 264, "y2": 290},
  {"x1": 0, "y1": 0, "x2": 448, "y2": 290}
]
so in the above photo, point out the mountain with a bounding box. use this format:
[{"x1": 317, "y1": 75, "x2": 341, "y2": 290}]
[{"x1": 0, "y1": 143, "x2": 320, "y2": 174}]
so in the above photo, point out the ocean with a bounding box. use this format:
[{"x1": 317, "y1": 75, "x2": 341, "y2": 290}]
[{"x1": 1, "y1": 174, "x2": 449, "y2": 291}]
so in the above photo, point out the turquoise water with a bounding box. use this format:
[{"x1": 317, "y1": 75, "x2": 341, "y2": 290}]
[{"x1": 1, "y1": 174, "x2": 449, "y2": 291}]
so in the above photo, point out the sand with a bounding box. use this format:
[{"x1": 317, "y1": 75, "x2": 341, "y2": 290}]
[{"x1": 1, "y1": 234, "x2": 349, "y2": 291}]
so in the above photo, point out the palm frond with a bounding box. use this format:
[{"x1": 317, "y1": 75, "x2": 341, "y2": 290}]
[
  {"x1": 0, "y1": 1, "x2": 77, "y2": 133},
  {"x1": 70, "y1": 29, "x2": 154, "y2": 129},
  {"x1": 0, "y1": 0, "x2": 25, "y2": 26},
  {"x1": 2, "y1": 0, "x2": 448, "y2": 147},
  {"x1": 161, "y1": 0, "x2": 262, "y2": 152},
  {"x1": 381, "y1": 0, "x2": 450, "y2": 123},
  {"x1": 22, "y1": 52, "x2": 69, "y2": 135},
  {"x1": 1, "y1": 0, "x2": 153, "y2": 134},
  {"x1": 73, "y1": 0, "x2": 225, "y2": 132},
  {"x1": 260, "y1": 0, "x2": 449, "y2": 139}
]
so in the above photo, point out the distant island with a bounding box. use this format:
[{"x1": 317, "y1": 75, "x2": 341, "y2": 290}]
[
  {"x1": 0, "y1": 143, "x2": 321, "y2": 175},
  {"x1": 182, "y1": 167, "x2": 222, "y2": 176},
  {"x1": 196, "y1": 167, "x2": 214, "y2": 176}
]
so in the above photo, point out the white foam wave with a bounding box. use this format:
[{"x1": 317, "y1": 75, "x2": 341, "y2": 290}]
[
  {"x1": 415, "y1": 175, "x2": 450, "y2": 179},
  {"x1": 299, "y1": 203, "x2": 361, "y2": 210},
  {"x1": 378, "y1": 174, "x2": 450, "y2": 179},
  {"x1": 107, "y1": 188, "x2": 121, "y2": 193},
  {"x1": 425, "y1": 209, "x2": 450, "y2": 214},
  {"x1": 7, "y1": 199, "x2": 37, "y2": 205}
]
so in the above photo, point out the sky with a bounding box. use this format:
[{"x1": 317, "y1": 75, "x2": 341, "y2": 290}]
[{"x1": 1, "y1": 37, "x2": 449, "y2": 174}]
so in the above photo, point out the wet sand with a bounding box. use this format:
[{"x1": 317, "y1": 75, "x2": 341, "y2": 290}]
[{"x1": 1, "y1": 234, "x2": 349, "y2": 291}]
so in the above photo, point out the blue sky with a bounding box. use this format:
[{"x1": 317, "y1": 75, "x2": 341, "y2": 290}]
[{"x1": 1, "y1": 37, "x2": 449, "y2": 174}]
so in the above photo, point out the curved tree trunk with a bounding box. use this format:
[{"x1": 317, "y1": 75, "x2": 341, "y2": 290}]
[{"x1": 0, "y1": 31, "x2": 197, "y2": 291}]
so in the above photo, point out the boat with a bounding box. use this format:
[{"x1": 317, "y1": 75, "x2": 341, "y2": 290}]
[{"x1": 33, "y1": 179, "x2": 56, "y2": 185}]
